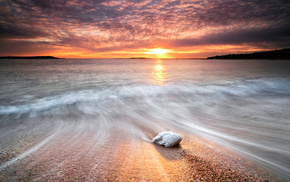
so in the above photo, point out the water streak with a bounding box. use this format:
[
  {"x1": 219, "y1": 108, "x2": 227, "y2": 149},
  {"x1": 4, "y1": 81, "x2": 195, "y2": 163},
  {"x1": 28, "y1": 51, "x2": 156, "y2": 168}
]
[{"x1": 0, "y1": 59, "x2": 290, "y2": 180}]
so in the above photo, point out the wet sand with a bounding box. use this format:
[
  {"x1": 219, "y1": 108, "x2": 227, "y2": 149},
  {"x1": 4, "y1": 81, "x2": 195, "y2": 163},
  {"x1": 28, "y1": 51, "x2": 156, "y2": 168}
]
[{"x1": 0, "y1": 119, "x2": 280, "y2": 182}]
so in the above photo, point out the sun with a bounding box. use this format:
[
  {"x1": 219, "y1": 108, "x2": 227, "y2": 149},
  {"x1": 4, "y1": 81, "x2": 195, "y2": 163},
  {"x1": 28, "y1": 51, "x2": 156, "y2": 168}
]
[
  {"x1": 151, "y1": 48, "x2": 169, "y2": 55},
  {"x1": 146, "y1": 48, "x2": 170, "y2": 57}
]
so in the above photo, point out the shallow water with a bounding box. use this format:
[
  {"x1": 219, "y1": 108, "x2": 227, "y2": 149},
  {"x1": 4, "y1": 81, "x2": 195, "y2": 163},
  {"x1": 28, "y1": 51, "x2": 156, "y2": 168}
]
[{"x1": 0, "y1": 58, "x2": 290, "y2": 180}]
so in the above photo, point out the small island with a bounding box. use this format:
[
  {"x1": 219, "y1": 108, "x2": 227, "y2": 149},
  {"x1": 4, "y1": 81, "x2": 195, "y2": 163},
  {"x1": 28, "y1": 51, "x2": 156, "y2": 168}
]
[
  {"x1": 0, "y1": 56, "x2": 61, "y2": 59},
  {"x1": 207, "y1": 48, "x2": 290, "y2": 60}
]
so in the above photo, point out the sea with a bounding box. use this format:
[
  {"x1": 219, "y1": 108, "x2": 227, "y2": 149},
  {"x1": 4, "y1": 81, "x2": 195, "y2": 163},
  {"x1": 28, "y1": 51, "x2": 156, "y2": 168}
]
[{"x1": 0, "y1": 58, "x2": 290, "y2": 179}]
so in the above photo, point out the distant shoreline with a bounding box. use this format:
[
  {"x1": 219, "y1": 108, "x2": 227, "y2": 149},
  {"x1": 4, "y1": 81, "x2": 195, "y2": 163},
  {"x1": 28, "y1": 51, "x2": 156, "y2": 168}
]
[
  {"x1": 0, "y1": 56, "x2": 61, "y2": 59},
  {"x1": 207, "y1": 48, "x2": 290, "y2": 60}
]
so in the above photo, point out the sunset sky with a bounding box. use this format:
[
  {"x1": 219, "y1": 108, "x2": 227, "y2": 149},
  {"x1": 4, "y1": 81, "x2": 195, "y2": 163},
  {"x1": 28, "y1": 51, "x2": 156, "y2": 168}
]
[{"x1": 0, "y1": 0, "x2": 289, "y2": 58}]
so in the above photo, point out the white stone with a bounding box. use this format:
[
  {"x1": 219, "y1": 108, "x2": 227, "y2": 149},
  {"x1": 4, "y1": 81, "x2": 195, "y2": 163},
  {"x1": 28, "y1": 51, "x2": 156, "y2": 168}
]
[{"x1": 152, "y1": 131, "x2": 182, "y2": 147}]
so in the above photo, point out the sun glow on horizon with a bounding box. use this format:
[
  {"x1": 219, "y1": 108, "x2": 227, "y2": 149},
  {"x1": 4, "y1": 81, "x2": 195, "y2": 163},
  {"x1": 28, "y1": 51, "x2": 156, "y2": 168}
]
[{"x1": 145, "y1": 48, "x2": 170, "y2": 58}]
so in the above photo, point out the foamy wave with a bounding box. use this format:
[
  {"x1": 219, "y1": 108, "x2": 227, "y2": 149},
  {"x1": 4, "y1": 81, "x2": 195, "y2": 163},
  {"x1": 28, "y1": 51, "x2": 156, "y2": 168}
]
[{"x1": 0, "y1": 78, "x2": 289, "y2": 119}]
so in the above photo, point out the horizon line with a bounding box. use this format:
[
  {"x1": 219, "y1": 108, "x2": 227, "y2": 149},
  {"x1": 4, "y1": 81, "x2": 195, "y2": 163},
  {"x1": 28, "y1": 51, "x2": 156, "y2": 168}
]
[{"x1": 0, "y1": 56, "x2": 207, "y2": 60}]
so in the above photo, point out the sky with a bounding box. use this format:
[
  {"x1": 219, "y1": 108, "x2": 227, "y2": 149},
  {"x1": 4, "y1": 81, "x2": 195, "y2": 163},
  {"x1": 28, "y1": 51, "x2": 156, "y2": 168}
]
[{"x1": 0, "y1": 0, "x2": 290, "y2": 58}]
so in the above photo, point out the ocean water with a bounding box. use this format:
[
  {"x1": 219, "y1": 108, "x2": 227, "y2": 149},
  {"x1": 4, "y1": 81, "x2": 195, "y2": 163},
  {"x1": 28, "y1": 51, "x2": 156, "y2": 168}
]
[{"x1": 0, "y1": 58, "x2": 290, "y2": 179}]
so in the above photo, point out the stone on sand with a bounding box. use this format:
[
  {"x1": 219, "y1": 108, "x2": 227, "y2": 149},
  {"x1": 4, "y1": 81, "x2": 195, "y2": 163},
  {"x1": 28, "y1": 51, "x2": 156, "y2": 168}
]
[{"x1": 152, "y1": 131, "x2": 182, "y2": 147}]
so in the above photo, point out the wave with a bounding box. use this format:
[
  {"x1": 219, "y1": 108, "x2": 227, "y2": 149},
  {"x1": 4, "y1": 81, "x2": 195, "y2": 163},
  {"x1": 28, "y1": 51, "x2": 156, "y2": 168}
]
[
  {"x1": 0, "y1": 77, "x2": 289, "y2": 120},
  {"x1": 0, "y1": 76, "x2": 290, "y2": 179}
]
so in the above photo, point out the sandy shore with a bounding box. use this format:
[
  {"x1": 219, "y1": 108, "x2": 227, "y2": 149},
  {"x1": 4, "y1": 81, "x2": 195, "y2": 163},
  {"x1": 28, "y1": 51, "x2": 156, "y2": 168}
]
[{"x1": 0, "y1": 122, "x2": 280, "y2": 182}]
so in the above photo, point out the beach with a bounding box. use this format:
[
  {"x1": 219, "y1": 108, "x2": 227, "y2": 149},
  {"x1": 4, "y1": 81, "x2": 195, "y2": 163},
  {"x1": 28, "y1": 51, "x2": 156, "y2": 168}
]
[
  {"x1": 0, "y1": 125, "x2": 279, "y2": 181},
  {"x1": 2, "y1": 0, "x2": 290, "y2": 180},
  {"x1": 0, "y1": 58, "x2": 289, "y2": 181}
]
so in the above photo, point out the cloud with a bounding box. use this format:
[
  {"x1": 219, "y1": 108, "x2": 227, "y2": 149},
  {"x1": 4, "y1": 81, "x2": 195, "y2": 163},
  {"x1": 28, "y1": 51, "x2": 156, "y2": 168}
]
[
  {"x1": 169, "y1": 24, "x2": 290, "y2": 47},
  {"x1": 0, "y1": 23, "x2": 49, "y2": 39},
  {"x1": 0, "y1": 39, "x2": 59, "y2": 56},
  {"x1": 0, "y1": 0, "x2": 289, "y2": 57}
]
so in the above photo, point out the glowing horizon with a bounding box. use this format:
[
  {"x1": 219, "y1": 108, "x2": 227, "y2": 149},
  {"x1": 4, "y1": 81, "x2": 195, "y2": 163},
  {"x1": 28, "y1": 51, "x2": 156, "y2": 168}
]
[{"x1": 0, "y1": 0, "x2": 289, "y2": 58}]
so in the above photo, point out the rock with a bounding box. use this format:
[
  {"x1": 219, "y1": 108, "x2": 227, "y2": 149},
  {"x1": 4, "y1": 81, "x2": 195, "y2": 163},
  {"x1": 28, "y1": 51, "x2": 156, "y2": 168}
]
[{"x1": 152, "y1": 131, "x2": 182, "y2": 147}]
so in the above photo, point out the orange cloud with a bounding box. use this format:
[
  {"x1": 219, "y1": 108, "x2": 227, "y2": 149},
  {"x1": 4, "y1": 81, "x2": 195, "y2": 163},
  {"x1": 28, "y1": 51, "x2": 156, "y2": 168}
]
[{"x1": 0, "y1": 0, "x2": 289, "y2": 58}]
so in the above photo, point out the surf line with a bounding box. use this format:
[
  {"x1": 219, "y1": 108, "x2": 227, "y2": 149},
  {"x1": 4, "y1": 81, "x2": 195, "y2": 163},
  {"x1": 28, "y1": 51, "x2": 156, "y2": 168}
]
[{"x1": 0, "y1": 124, "x2": 64, "y2": 170}]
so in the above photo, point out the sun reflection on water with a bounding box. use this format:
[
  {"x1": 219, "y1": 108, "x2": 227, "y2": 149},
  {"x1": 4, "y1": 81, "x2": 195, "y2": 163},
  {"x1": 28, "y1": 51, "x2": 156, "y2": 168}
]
[{"x1": 152, "y1": 60, "x2": 167, "y2": 85}]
